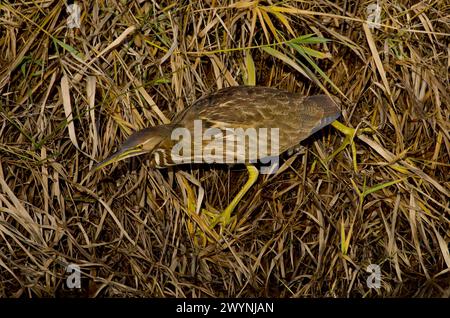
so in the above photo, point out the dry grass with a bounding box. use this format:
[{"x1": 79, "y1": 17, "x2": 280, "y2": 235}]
[{"x1": 0, "y1": 0, "x2": 449, "y2": 297}]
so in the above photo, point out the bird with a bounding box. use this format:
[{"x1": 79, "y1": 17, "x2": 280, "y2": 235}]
[{"x1": 95, "y1": 86, "x2": 344, "y2": 229}]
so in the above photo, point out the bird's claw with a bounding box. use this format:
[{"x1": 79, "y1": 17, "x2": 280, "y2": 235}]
[{"x1": 328, "y1": 121, "x2": 375, "y2": 172}]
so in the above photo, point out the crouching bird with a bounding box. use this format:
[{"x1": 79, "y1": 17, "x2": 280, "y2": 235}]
[{"x1": 95, "y1": 86, "x2": 346, "y2": 229}]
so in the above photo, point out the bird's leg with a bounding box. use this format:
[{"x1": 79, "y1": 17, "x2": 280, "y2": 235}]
[
  {"x1": 210, "y1": 165, "x2": 259, "y2": 229},
  {"x1": 328, "y1": 121, "x2": 374, "y2": 172},
  {"x1": 178, "y1": 166, "x2": 259, "y2": 242}
]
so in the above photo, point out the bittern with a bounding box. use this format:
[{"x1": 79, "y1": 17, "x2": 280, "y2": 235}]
[{"x1": 95, "y1": 86, "x2": 346, "y2": 228}]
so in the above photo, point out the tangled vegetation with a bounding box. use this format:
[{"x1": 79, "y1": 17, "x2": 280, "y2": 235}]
[{"x1": 0, "y1": 0, "x2": 449, "y2": 297}]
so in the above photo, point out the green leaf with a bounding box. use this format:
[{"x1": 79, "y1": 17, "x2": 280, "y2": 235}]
[
  {"x1": 262, "y1": 46, "x2": 310, "y2": 80},
  {"x1": 53, "y1": 38, "x2": 82, "y2": 58},
  {"x1": 289, "y1": 43, "x2": 344, "y2": 96},
  {"x1": 362, "y1": 179, "x2": 404, "y2": 198},
  {"x1": 245, "y1": 51, "x2": 256, "y2": 86},
  {"x1": 290, "y1": 34, "x2": 330, "y2": 44}
]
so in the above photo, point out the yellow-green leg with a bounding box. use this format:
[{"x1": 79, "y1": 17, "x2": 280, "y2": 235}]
[
  {"x1": 329, "y1": 121, "x2": 374, "y2": 172},
  {"x1": 210, "y1": 165, "x2": 259, "y2": 228}
]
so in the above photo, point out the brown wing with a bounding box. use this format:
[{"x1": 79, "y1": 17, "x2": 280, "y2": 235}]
[
  {"x1": 178, "y1": 86, "x2": 293, "y2": 128},
  {"x1": 169, "y1": 86, "x2": 340, "y2": 163}
]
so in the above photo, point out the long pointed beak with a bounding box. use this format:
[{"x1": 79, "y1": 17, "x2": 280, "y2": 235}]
[{"x1": 93, "y1": 146, "x2": 147, "y2": 171}]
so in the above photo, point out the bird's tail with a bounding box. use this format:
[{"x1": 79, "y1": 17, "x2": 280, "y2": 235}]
[{"x1": 304, "y1": 94, "x2": 341, "y2": 134}]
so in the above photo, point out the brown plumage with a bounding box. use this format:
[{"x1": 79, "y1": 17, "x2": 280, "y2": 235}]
[{"x1": 96, "y1": 86, "x2": 341, "y2": 169}]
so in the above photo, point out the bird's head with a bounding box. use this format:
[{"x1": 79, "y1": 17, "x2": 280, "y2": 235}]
[{"x1": 94, "y1": 125, "x2": 171, "y2": 170}]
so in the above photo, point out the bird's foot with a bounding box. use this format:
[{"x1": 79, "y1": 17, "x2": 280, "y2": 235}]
[
  {"x1": 180, "y1": 165, "x2": 259, "y2": 246},
  {"x1": 208, "y1": 209, "x2": 237, "y2": 233},
  {"x1": 187, "y1": 207, "x2": 237, "y2": 246},
  {"x1": 208, "y1": 165, "x2": 259, "y2": 233},
  {"x1": 328, "y1": 121, "x2": 374, "y2": 172},
  {"x1": 178, "y1": 175, "x2": 220, "y2": 246}
]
